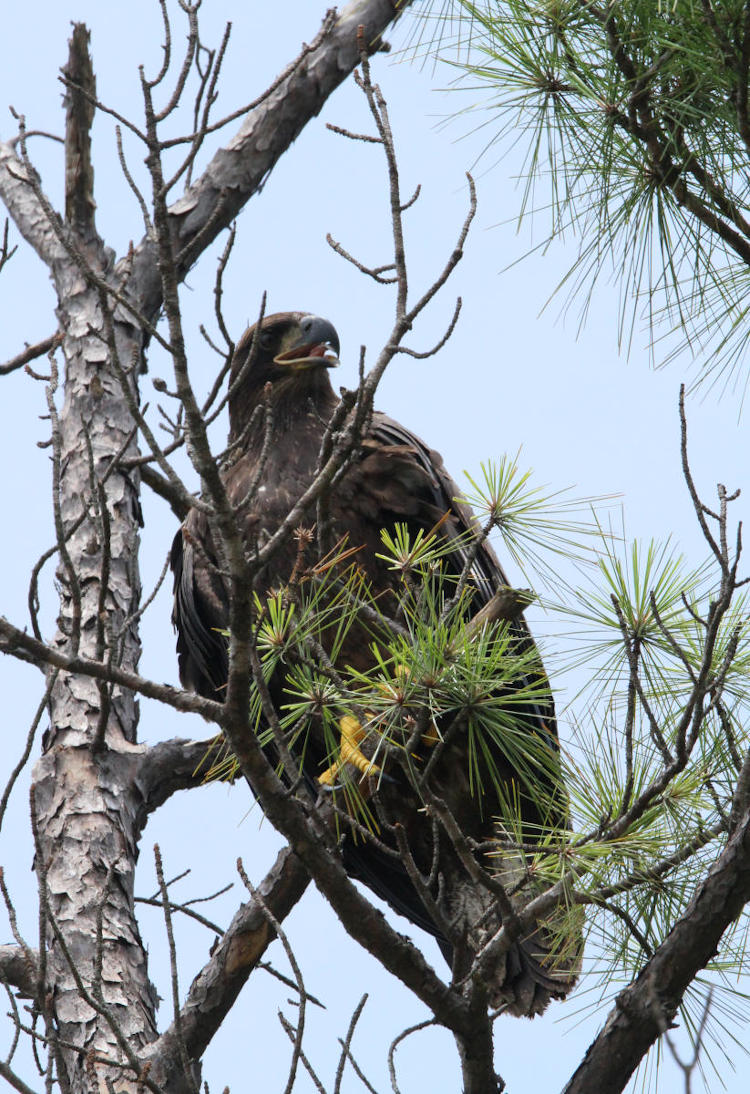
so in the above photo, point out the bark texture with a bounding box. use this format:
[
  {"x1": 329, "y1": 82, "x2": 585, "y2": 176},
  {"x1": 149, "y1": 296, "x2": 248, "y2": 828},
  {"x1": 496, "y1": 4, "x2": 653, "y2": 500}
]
[{"x1": 34, "y1": 114, "x2": 156, "y2": 1094}]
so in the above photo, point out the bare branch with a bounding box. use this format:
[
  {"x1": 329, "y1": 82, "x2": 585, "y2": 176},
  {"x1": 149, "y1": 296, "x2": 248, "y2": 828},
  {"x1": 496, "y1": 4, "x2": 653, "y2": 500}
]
[
  {"x1": 334, "y1": 995, "x2": 374, "y2": 1094},
  {"x1": 0, "y1": 1061, "x2": 42, "y2": 1094},
  {"x1": 0, "y1": 217, "x2": 18, "y2": 274},
  {"x1": 388, "y1": 1019, "x2": 438, "y2": 1094},
  {"x1": 0, "y1": 614, "x2": 223, "y2": 720},
  {"x1": 115, "y1": 126, "x2": 154, "y2": 240},
  {"x1": 144, "y1": 847, "x2": 310, "y2": 1086},
  {"x1": 258, "y1": 962, "x2": 325, "y2": 1010},
  {"x1": 0, "y1": 333, "x2": 60, "y2": 376},
  {"x1": 0, "y1": 674, "x2": 57, "y2": 830},
  {"x1": 326, "y1": 232, "x2": 397, "y2": 284},
  {"x1": 278, "y1": 1013, "x2": 328, "y2": 1094},
  {"x1": 62, "y1": 24, "x2": 97, "y2": 238},
  {"x1": 237, "y1": 858, "x2": 307, "y2": 1094},
  {"x1": 395, "y1": 296, "x2": 462, "y2": 359},
  {"x1": 123, "y1": 0, "x2": 415, "y2": 324},
  {"x1": 326, "y1": 121, "x2": 383, "y2": 143},
  {"x1": 0, "y1": 138, "x2": 69, "y2": 269},
  {"x1": 133, "y1": 895, "x2": 223, "y2": 937},
  {"x1": 154, "y1": 845, "x2": 197, "y2": 1094}
]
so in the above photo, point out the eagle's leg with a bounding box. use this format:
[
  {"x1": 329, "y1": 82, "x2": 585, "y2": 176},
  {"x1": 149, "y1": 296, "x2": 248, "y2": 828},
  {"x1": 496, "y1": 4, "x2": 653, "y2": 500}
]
[{"x1": 318, "y1": 714, "x2": 381, "y2": 786}]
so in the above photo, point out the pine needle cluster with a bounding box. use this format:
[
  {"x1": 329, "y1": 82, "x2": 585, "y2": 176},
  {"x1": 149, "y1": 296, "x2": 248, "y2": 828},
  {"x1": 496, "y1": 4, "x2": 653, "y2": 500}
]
[{"x1": 417, "y1": 0, "x2": 750, "y2": 386}]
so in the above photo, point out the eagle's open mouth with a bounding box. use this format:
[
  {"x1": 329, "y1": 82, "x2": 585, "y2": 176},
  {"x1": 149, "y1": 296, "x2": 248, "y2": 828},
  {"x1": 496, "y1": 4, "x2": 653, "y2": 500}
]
[{"x1": 273, "y1": 341, "x2": 339, "y2": 369}]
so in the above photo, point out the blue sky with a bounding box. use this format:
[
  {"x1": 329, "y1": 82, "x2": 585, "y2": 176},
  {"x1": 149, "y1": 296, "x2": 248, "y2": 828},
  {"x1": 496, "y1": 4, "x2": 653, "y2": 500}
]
[{"x1": 1, "y1": 2, "x2": 748, "y2": 1091}]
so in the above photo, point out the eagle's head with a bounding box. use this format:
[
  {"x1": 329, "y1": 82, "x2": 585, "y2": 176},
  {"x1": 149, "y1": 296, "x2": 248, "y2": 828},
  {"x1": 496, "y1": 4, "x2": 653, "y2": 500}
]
[{"x1": 227, "y1": 311, "x2": 340, "y2": 442}]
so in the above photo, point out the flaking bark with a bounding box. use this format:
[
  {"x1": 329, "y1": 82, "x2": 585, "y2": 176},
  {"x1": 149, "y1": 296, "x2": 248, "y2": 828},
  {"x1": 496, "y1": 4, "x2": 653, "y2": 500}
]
[{"x1": 26, "y1": 26, "x2": 156, "y2": 1094}]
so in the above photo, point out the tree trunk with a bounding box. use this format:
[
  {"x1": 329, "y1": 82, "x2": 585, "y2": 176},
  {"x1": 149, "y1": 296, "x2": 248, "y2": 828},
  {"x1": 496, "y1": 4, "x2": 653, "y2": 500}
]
[{"x1": 32, "y1": 279, "x2": 160, "y2": 1089}]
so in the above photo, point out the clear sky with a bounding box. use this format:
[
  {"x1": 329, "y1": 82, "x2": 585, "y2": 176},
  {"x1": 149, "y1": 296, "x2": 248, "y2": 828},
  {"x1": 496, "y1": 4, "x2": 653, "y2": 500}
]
[{"x1": 1, "y1": 2, "x2": 748, "y2": 1092}]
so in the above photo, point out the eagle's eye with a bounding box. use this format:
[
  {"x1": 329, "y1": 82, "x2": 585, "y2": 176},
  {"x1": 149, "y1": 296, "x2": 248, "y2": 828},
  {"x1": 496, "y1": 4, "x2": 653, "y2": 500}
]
[{"x1": 258, "y1": 331, "x2": 275, "y2": 352}]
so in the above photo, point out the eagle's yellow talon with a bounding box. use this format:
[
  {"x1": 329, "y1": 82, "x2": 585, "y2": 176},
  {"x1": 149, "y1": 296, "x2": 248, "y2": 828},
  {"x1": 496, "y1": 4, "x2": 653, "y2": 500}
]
[{"x1": 318, "y1": 714, "x2": 380, "y2": 786}]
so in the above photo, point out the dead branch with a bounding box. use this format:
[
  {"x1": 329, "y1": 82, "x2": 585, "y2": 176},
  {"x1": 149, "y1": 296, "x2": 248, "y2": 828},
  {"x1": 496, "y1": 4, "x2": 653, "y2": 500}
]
[
  {"x1": 237, "y1": 858, "x2": 308, "y2": 1094},
  {"x1": 0, "y1": 333, "x2": 61, "y2": 376},
  {"x1": 334, "y1": 995, "x2": 379, "y2": 1094},
  {"x1": 0, "y1": 217, "x2": 17, "y2": 274},
  {"x1": 0, "y1": 1061, "x2": 41, "y2": 1094},
  {"x1": 154, "y1": 845, "x2": 197, "y2": 1094},
  {"x1": 387, "y1": 1018, "x2": 438, "y2": 1094},
  {"x1": 143, "y1": 847, "x2": 310, "y2": 1088},
  {"x1": 0, "y1": 614, "x2": 222, "y2": 721},
  {"x1": 120, "y1": 0, "x2": 416, "y2": 326},
  {"x1": 62, "y1": 24, "x2": 96, "y2": 237},
  {"x1": 278, "y1": 1013, "x2": 328, "y2": 1094},
  {"x1": 132, "y1": 730, "x2": 238, "y2": 818}
]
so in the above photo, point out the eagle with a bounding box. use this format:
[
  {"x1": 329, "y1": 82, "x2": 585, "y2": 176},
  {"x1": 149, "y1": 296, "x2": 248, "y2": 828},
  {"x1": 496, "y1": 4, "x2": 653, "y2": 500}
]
[{"x1": 171, "y1": 311, "x2": 580, "y2": 1015}]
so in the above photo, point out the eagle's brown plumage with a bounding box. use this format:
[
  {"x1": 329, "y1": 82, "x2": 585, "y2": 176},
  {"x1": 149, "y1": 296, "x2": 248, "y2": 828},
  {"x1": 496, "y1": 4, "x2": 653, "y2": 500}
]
[{"x1": 171, "y1": 311, "x2": 580, "y2": 1015}]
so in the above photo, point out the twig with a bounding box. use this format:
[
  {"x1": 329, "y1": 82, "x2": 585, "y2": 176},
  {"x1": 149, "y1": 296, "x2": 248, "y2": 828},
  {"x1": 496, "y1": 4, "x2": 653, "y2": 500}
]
[
  {"x1": 0, "y1": 333, "x2": 61, "y2": 375},
  {"x1": 0, "y1": 1061, "x2": 42, "y2": 1094},
  {"x1": 0, "y1": 217, "x2": 18, "y2": 275},
  {"x1": 162, "y1": 22, "x2": 233, "y2": 194},
  {"x1": 278, "y1": 1013, "x2": 328, "y2": 1094},
  {"x1": 154, "y1": 845, "x2": 197, "y2": 1093},
  {"x1": 387, "y1": 1019, "x2": 437, "y2": 1094},
  {"x1": 326, "y1": 121, "x2": 382, "y2": 143},
  {"x1": 237, "y1": 858, "x2": 308, "y2": 1094},
  {"x1": 258, "y1": 962, "x2": 325, "y2": 1010},
  {"x1": 664, "y1": 987, "x2": 713, "y2": 1094},
  {"x1": 115, "y1": 126, "x2": 154, "y2": 240},
  {"x1": 0, "y1": 675, "x2": 57, "y2": 830},
  {"x1": 395, "y1": 296, "x2": 462, "y2": 359},
  {"x1": 0, "y1": 873, "x2": 36, "y2": 994},
  {"x1": 115, "y1": 550, "x2": 171, "y2": 639},
  {"x1": 334, "y1": 994, "x2": 372, "y2": 1094},
  {"x1": 326, "y1": 233, "x2": 397, "y2": 284},
  {"x1": 133, "y1": 896, "x2": 223, "y2": 937},
  {"x1": 0, "y1": 615, "x2": 224, "y2": 721}
]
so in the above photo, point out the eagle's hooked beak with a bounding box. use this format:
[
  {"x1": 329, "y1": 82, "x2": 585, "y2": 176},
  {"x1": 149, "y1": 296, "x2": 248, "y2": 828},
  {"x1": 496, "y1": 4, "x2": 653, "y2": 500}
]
[{"x1": 273, "y1": 315, "x2": 340, "y2": 370}]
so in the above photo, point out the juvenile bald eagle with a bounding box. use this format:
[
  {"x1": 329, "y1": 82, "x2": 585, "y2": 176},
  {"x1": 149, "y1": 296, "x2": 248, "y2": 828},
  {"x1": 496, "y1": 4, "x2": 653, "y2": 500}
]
[{"x1": 171, "y1": 312, "x2": 579, "y2": 1015}]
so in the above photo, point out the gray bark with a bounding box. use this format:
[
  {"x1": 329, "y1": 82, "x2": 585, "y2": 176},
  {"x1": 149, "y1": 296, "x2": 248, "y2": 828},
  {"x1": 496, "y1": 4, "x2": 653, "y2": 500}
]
[{"x1": 34, "y1": 209, "x2": 157, "y2": 1091}]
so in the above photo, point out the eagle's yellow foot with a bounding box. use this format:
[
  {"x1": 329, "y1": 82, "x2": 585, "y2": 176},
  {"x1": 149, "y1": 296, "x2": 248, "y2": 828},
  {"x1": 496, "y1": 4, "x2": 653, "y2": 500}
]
[
  {"x1": 318, "y1": 714, "x2": 380, "y2": 786},
  {"x1": 422, "y1": 721, "x2": 441, "y2": 747}
]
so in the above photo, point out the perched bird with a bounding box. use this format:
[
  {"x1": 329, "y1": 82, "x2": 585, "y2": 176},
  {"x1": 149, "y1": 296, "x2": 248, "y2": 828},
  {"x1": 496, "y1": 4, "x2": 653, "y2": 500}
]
[{"x1": 171, "y1": 311, "x2": 580, "y2": 1015}]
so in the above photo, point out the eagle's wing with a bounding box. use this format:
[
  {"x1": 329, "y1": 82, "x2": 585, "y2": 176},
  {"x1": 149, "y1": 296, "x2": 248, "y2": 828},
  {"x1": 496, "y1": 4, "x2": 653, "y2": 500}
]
[
  {"x1": 367, "y1": 411, "x2": 501, "y2": 606},
  {"x1": 364, "y1": 411, "x2": 557, "y2": 744},
  {"x1": 170, "y1": 511, "x2": 229, "y2": 702},
  {"x1": 335, "y1": 414, "x2": 578, "y2": 1014}
]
